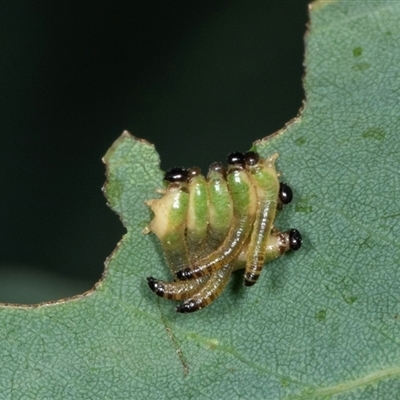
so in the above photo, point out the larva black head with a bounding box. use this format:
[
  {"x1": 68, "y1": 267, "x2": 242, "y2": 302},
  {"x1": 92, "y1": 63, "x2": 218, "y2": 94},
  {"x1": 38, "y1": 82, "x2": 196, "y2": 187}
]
[
  {"x1": 279, "y1": 182, "x2": 293, "y2": 205},
  {"x1": 175, "y1": 268, "x2": 192, "y2": 281},
  {"x1": 209, "y1": 161, "x2": 225, "y2": 175},
  {"x1": 176, "y1": 300, "x2": 198, "y2": 313},
  {"x1": 288, "y1": 229, "x2": 302, "y2": 251},
  {"x1": 147, "y1": 276, "x2": 163, "y2": 294},
  {"x1": 188, "y1": 166, "x2": 202, "y2": 180},
  {"x1": 244, "y1": 151, "x2": 260, "y2": 166},
  {"x1": 227, "y1": 151, "x2": 245, "y2": 166},
  {"x1": 164, "y1": 167, "x2": 189, "y2": 183}
]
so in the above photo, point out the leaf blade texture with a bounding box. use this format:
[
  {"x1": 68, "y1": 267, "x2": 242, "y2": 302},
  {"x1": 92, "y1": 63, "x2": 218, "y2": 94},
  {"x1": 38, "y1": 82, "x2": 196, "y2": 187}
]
[{"x1": 1, "y1": 1, "x2": 400, "y2": 398}]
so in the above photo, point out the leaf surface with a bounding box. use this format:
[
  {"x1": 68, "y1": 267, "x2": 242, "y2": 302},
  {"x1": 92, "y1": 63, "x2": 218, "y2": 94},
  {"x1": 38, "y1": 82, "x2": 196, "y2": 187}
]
[{"x1": 2, "y1": 1, "x2": 400, "y2": 398}]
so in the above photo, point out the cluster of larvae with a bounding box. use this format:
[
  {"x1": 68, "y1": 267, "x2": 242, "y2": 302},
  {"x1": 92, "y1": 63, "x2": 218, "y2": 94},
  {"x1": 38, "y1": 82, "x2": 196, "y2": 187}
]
[{"x1": 143, "y1": 151, "x2": 302, "y2": 313}]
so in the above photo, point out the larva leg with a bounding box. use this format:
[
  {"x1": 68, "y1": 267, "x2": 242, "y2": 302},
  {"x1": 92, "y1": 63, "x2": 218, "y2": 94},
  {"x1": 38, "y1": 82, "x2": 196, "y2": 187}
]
[
  {"x1": 176, "y1": 263, "x2": 234, "y2": 313},
  {"x1": 145, "y1": 167, "x2": 190, "y2": 273},
  {"x1": 243, "y1": 152, "x2": 281, "y2": 286},
  {"x1": 176, "y1": 152, "x2": 257, "y2": 280}
]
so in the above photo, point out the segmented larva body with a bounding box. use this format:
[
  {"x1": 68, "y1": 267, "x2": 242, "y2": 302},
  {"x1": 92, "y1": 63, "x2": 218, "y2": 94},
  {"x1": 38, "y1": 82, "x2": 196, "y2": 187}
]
[
  {"x1": 146, "y1": 162, "x2": 236, "y2": 311},
  {"x1": 145, "y1": 173, "x2": 190, "y2": 274},
  {"x1": 186, "y1": 167, "x2": 209, "y2": 258},
  {"x1": 243, "y1": 151, "x2": 280, "y2": 286},
  {"x1": 144, "y1": 151, "x2": 302, "y2": 313},
  {"x1": 175, "y1": 153, "x2": 258, "y2": 281},
  {"x1": 205, "y1": 162, "x2": 234, "y2": 253}
]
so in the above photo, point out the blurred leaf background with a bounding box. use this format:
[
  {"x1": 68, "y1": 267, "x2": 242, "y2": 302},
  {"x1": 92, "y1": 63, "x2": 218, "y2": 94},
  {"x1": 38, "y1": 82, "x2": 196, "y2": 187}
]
[{"x1": 0, "y1": 1, "x2": 308, "y2": 303}]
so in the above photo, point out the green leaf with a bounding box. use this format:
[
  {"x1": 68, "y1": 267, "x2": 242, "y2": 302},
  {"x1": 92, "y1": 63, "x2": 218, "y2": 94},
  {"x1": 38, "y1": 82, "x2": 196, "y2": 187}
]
[{"x1": 2, "y1": 1, "x2": 400, "y2": 398}]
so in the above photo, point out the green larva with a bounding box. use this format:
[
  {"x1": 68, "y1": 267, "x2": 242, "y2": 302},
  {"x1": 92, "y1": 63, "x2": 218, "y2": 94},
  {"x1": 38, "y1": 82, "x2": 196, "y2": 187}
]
[{"x1": 144, "y1": 151, "x2": 302, "y2": 313}]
